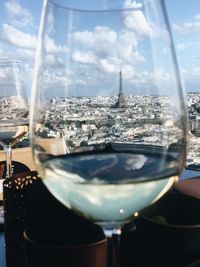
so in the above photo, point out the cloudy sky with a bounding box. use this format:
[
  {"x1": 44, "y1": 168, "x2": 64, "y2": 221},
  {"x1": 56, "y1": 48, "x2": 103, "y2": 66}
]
[{"x1": 0, "y1": 0, "x2": 200, "y2": 96}]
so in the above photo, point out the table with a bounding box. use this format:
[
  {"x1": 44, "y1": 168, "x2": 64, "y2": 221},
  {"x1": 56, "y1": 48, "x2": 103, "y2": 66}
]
[
  {"x1": 0, "y1": 169, "x2": 200, "y2": 267},
  {"x1": 0, "y1": 232, "x2": 5, "y2": 267}
]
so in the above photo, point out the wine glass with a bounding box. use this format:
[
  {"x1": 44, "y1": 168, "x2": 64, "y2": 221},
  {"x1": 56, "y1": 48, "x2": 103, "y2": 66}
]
[
  {"x1": 0, "y1": 58, "x2": 29, "y2": 223},
  {"x1": 30, "y1": 0, "x2": 188, "y2": 266}
]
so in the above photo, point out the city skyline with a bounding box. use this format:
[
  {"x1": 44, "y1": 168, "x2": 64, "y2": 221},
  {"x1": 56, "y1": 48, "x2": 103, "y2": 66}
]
[{"x1": 0, "y1": 91, "x2": 200, "y2": 170}]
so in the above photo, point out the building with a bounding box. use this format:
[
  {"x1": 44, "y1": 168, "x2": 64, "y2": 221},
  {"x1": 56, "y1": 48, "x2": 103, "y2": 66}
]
[{"x1": 114, "y1": 71, "x2": 127, "y2": 108}]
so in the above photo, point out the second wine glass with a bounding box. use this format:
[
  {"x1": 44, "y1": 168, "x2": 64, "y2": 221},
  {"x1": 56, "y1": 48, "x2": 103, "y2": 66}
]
[
  {"x1": 0, "y1": 58, "x2": 29, "y2": 178},
  {"x1": 30, "y1": 0, "x2": 188, "y2": 266},
  {"x1": 0, "y1": 58, "x2": 29, "y2": 224}
]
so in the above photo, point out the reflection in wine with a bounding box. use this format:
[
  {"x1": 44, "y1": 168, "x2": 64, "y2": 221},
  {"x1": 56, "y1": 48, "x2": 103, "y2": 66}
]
[{"x1": 35, "y1": 144, "x2": 179, "y2": 226}]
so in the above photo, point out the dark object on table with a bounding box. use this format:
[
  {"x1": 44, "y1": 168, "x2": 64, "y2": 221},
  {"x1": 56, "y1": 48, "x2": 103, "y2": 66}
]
[
  {"x1": 4, "y1": 171, "x2": 200, "y2": 267},
  {"x1": 24, "y1": 226, "x2": 106, "y2": 267},
  {"x1": 3, "y1": 171, "x2": 34, "y2": 267},
  {"x1": 0, "y1": 161, "x2": 31, "y2": 180},
  {"x1": 136, "y1": 191, "x2": 200, "y2": 267},
  {"x1": 2, "y1": 170, "x2": 148, "y2": 267},
  {"x1": 174, "y1": 177, "x2": 200, "y2": 199},
  {"x1": 0, "y1": 160, "x2": 31, "y2": 226},
  {"x1": 185, "y1": 260, "x2": 200, "y2": 267},
  {"x1": 3, "y1": 171, "x2": 106, "y2": 267}
]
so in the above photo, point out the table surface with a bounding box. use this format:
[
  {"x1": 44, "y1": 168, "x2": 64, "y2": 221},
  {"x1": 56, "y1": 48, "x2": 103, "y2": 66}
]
[
  {"x1": 0, "y1": 232, "x2": 5, "y2": 267},
  {"x1": 0, "y1": 169, "x2": 199, "y2": 267}
]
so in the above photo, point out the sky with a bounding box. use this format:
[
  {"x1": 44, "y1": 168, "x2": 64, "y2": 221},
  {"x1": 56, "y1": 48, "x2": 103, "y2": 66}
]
[{"x1": 0, "y1": 0, "x2": 200, "y2": 96}]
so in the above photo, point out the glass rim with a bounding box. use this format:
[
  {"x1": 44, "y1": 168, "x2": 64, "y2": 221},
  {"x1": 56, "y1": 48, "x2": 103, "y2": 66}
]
[{"x1": 48, "y1": 0, "x2": 143, "y2": 13}]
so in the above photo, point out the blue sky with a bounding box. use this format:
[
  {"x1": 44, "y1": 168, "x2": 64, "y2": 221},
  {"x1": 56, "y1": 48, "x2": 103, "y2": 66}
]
[
  {"x1": 0, "y1": 0, "x2": 200, "y2": 94},
  {"x1": 167, "y1": 0, "x2": 200, "y2": 92}
]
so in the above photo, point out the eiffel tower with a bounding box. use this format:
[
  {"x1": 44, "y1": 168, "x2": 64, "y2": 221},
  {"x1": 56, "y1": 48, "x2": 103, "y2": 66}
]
[{"x1": 114, "y1": 71, "x2": 127, "y2": 108}]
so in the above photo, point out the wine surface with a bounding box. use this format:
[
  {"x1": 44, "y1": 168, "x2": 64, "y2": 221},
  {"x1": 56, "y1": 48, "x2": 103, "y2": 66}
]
[{"x1": 37, "y1": 144, "x2": 179, "y2": 224}]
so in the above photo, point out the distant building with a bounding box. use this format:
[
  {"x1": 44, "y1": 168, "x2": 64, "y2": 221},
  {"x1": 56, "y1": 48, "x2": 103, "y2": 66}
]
[{"x1": 114, "y1": 71, "x2": 127, "y2": 108}]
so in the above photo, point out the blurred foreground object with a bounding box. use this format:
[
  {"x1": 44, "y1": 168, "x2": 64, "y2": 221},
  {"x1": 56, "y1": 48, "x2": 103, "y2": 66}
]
[{"x1": 174, "y1": 177, "x2": 200, "y2": 199}]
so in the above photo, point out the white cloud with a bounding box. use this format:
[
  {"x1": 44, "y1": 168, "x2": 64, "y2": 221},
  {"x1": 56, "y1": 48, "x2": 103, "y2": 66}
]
[
  {"x1": 72, "y1": 51, "x2": 96, "y2": 64},
  {"x1": 118, "y1": 31, "x2": 138, "y2": 49},
  {"x1": 154, "y1": 67, "x2": 171, "y2": 82},
  {"x1": 100, "y1": 59, "x2": 116, "y2": 73},
  {"x1": 0, "y1": 63, "x2": 31, "y2": 86},
  {"x1": 123, "y1": 4, "x2": 168, "y2": 41},
  {"x1": 0, "y1": 69, "x2": 8, "y2": 80},
  {"x1": 46, "y1": 10, "x2": 54, "y2": 33},
  {"x1": 124, "y1": 49, "x2": 145, "y2": 63},
  {"x1": 192, "y1": 67, "x2": 200, "y2": 75},
  {"x1": 43, "y1": 69, "x2": 72, "y2": 88},
  {"x1": 32, "y1": 2, "x2": 171, "y2": 94},
  {"x1": 121, "y1": 64, "x2": 135, "y2": 78},
  {"x1": 73, "y1": 31, "x2": 94, "y2": 48},
  {"x1": 177, "y1": 43, "x2": 189, "y2": 51},
  {"x1": 174, "y1": 22, "x2": 200, "y2": 34},
  {"x1": 181, "y1": 67, "x2": 200, "y2": 77},
  {"x1": 94, "y1": 27, "x2": 117, "y2": 56},
  {"x1": 128, "y1": 68, "x2": 172, "y2": 90},
  {"x1": 123, "y1": 10, "x2": 152, "y2": 36},
  {"x1": 180, "y1": 67, "x2": 200, "y2": 91},
  {"x1": 0, "y1": 49, "x2": 3, "y2": 56},
  {"x1": 45, "y1": 54, "x2": 65, "y2": 67},
  {"x1": 176, "y1": 42, "x2": 200, "y2": 53},
  {"x1": 16, "y1": 48, "x2": 35, "y2": 60},
  {"x1": 44, "y1": 34, "x2": 68, "y2": 53},
  {"x1": 195, "y1": 13, "x2": 200, "y2": 20},
  {"x1": 72, "y1": 25, "x2": 145, "y2": 76},
  {"x1": 73, "y1": 26, "x2": 117, "y2": 52},
  {"x1": 1, "y1": 24, "x2": 37, "y2": 49},
  {"x1": 4, "y1": 0, "x2": 33, "y2": 28},
  {"x1": 123, "y1": 0, "x2": 143, "y2": 9},
  {"x1": 173, "y1": 13, "x2": 200, "y2": 35}
]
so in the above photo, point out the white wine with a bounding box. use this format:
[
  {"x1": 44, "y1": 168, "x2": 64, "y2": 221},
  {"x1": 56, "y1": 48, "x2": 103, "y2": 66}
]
[
  {"x1": 0, "y1": 120, "x2": 29, "y2": 147},
  {"x1": 37, "y1": 144, "x2": 180, "y2": 225}
]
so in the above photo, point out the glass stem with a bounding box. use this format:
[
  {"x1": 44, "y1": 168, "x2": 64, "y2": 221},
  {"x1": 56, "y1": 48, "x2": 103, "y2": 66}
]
[
  {"x1": 103, "y1": 227, "x2": 122, "y2": 267},
  {"x1": 4, "y1": 144, "x2": 12, "y2": 178}
]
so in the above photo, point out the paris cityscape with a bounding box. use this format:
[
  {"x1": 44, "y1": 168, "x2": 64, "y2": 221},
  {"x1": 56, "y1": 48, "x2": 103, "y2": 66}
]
[
  {"x1": 38, "y1": 92, "x2": 200, "y2": 170},
  {"x1": 1, "y1": 72, "x2": 200, "y2": 171},
  {"x1": 35, "y1": 73, "x2": 200, "y2": 171}
]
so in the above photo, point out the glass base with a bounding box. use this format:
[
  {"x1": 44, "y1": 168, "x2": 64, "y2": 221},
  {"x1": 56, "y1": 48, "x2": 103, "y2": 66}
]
[
  {"x1": 0, "y1": 205, "x2": 4, "y2": 225},
  {"x1": 96, "y1": 220, "x2": 130, "y2": 230}
]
